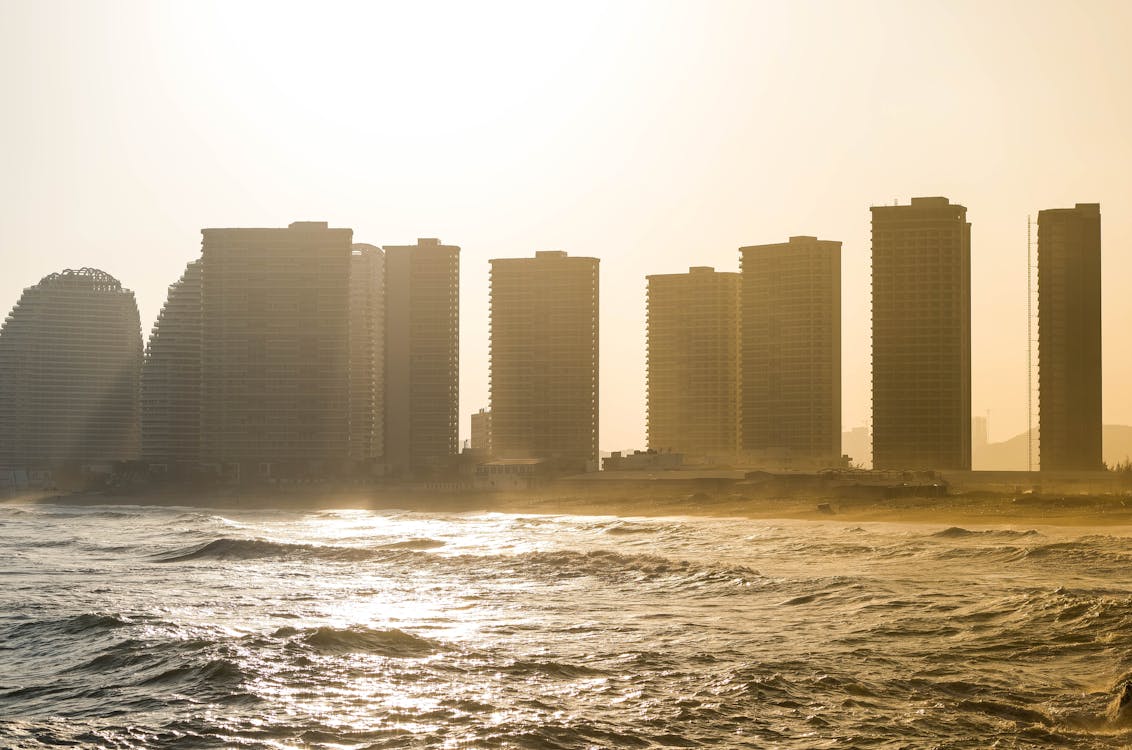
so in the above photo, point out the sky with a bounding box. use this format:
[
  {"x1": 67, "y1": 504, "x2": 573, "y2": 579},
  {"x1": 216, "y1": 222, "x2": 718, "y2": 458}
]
[{"x1": 1, "y1": 0, "x2": 1130, "y2": 455}]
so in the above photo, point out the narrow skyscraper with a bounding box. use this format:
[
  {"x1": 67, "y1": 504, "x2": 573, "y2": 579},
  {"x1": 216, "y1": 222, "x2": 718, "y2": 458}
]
[
  {"x1": 200, "y1": 222, "x2": 352, "y2": 480},
  {"x1": 871, "y1": 197, "x2": 971, "y2": 470},
  {"x1": 1038, "y1": 203, "x2": 1103, "y2": 471},
  {"x1": 740, "y1": 237, "x2": 841, "y2": 468},
  {"x1": 646, "y1": 267, "x2": 740, "y2": 460},
  {"x1": 0, "y1": 268, "x2": 142, "y2": 472},
  {"x1": 142, "y1": 260, "x2": 202, "y2": 471},
  {"x1": 490, "y1": 251, "x2": 599, "y2": 472},
  {"x1": 384, "y1": 238, "x2": 460, "y2": 476},
  {"x1": 349, "y1": 244, "x2": 385, "y2": 467}
]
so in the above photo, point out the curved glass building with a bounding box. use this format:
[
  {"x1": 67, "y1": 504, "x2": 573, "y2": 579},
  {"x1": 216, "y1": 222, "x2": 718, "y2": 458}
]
[{"x1": 0, "y1": 268, "x2": 142, "y2": 471}]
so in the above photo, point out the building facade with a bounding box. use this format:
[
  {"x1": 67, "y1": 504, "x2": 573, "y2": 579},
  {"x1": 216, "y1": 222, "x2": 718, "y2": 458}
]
[
  {"x1": 871, "y1": 197, "x2": 971, "y2": 470},
  {"x1": 0, "y1": 268, "x2": 142, "y2": 471},
  {"x1": 490, "y1": 251, "x2": 599, "y2": 471},
  {"x1": 200, "y1": 221, "x2": 352, "y2": 480},
  {"x1": 349, "y1": 244, "x2": 385, "y2": 465},
  {"x1": 470, "y1": 408, "x2": 492, "y2": 453},
  {"x1": 646, "y1": 266, "x2": 740, "y2": 460},
  {"x1": 740, "y1": 237, "x2": 841, "y2": 468},
  {"x1": 384, "y1": 238, "x2": 460, "y2": 475},
  {"x1": 1038, "y1": 203, "x2": 1103, "y2": 471},
  {"x1": 142, "y1": 260, "x2": 202, "y2": 470}
]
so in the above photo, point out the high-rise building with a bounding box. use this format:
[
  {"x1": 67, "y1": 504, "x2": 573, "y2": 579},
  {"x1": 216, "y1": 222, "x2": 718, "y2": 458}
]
[
  {"x1": 142, "y1": 260, "x2": 202, "y2": 470},
  {"x1": 1038, "y1": 203, "x2": 1103, "y2": 471},
  {"x1": 384, "y1": 238, "x2": 460, "y2": 475},
  {"x1": 349, "y1": 244, "x2": 385, "y2": 465},
  {"x1": 646, "y1": 266, "x2": 740, "y2": 459},
  {"x1": 740, "y1": 237, "x2": 841, "y2": 468},
  {"x1": 490, "y1": 251, "x2": 599, "y2": 471},
  {"x1": 871, "y1": 197, "x2": 971, "y2": 470},
  {"x1": 200, "y1": 221, "x2": 352, "y2": 480},
  {"x1": 0, "y1": 268, "x2": 142, "y2": 470},
  {"x1": 470, "y1": 408, "x2": 492, "y2": 453}
]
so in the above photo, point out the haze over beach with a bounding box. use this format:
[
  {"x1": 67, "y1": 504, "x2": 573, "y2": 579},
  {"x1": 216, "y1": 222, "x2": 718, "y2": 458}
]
[
  {"x1": 7, "y1": 2, "x2": 1132, "y2": 749},
  {"x1": 2, "y1": 0, "x2": 1131, "y2": 451}
]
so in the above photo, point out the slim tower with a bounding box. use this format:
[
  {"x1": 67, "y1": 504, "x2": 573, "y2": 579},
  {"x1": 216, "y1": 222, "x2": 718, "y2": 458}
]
[
  {"x1": 871, "y1": 197, "x2": 971, "y2": 471},
  {"x1": 383, "y1": 238, "x2": 460, "y2": 475},
  {"x1": 490, "y1": 251, "x2": 599, "y2": 471},
  {"x1": 349, "y1": 244, "x2": 385, "y2": 465},
  {"x1": 646, "y1": 267, "x2": 740, "y2": 459},
  {"x1": 1038, "y1": 203, "x2": 1102, "y2": 471},
  {"x1": 740, "y1": 237, "x2": 841, "y2": 467}
]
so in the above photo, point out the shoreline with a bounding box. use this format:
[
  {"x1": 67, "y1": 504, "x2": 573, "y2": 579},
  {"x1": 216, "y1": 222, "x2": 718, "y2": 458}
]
[{"x1": 5, "y1": 486, "x2": 1132, "y2": 527}]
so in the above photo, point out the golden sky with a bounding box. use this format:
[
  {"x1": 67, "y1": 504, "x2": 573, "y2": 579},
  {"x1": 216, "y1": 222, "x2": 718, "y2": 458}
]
[{"x1": 1, "y1": 0, "x2": 1130, "y2": 454}]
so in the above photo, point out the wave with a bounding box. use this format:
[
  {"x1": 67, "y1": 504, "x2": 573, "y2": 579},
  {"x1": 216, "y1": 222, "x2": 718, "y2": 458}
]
[
  {"x1": 276, "y1": 625, "x2": 443, "y2": 657},
  {"x1": 931, "y1": 526, "x2": 1042, "y2": 539},
  {"x1": 376, "y1": 538, "x2": 445, "y2": 550},
  {"x1": 154, "y1": 537, "x2": 380, "y2": 563}
]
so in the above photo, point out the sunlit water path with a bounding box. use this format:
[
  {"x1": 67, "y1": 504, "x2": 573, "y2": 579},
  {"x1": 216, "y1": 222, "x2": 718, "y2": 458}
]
[{"x1": 2, "y1": 502, "x2": 1132, "y2": 748}]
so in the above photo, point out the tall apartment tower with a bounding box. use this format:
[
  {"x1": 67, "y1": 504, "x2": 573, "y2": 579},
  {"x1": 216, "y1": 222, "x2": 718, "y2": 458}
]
[
  {"x1": 1038, "y1": 203, "x2": 1103, "y2": 471},
  {"x1": 871, "y1": 197, "x2": 971, "y2": 470},
  {"x1": 470, "y1": 408, "x2": 492, "y2": 453},
  {"x1": 490, "y1": 251, "x2": 599, "y2": 471},
  {"x1": 740, "y1": 237, "x2": 841, "y2": 467},
  {"x1": 200, "y1": 221, "x2": 352, "y2": 480},
  {"x1": 0, "y1": 268, "x2": 142, "y2": 470},
  {"x1": 349, "y1": 244, "x2": 385, "y2": 465},
  {"x1": 142, "y1": 260, "x2": 202, "y2": 470},
  {"x1": 384, "y1": 238, "x2": 460, "y2": 475},
  {"x1": 646, "y1": 267, "x2": 740, "y2": 459}
]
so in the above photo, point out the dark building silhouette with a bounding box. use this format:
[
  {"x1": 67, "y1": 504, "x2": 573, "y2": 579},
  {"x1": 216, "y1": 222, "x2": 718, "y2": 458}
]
[
  {"x1": 871, "y1": 197, "x2": 971, "y2": 470},
  {"x1": 384, "y1": 238, "x2": 460, "y2": 475},
  {"x1": 470, "y1": 407, "x2": 492, "y2": 453},
  {"x1": 200, "y1": 222, "x2": 352, "y2": 480},
  {"x1": 646, "y1": 266, "x2": 740, "y2": 460},
  {"x1": 349, "y1": 244, "x2": 385, "y2": 465},
  {"x1": 0, "y1": 268, "x2": 142, "y2": 471},
  {"x1": 490, "y1": 251, "x2": 599, "y2": 471},
  {"x1": 1038, "y1": 203, "x2": 1103, "y2": 471},
  {"x1": 741, "y1": 237, "x2": 841, "y2": 468},
  {"x1": 142, "y1": 260, "x2": 202, "y2": 470}
]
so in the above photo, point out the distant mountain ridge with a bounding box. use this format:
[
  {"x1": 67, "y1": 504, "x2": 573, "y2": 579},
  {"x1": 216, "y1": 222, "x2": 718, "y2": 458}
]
[{"x1": 974, "y1": 425, "x2": 1132, "y2": 471}]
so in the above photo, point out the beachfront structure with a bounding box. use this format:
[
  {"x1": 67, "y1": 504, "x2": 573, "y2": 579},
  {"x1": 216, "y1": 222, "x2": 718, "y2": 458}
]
[
  {"x1": 490, "y1": 251, "x2": 599, "y2": 472},
  {"x1": 470, "y1": 408, "x2": 492, "y2": 453},
  {"x1": 384, "y1": 238, "x2": 460, "y2": 475},
  {"x1": 141, "y1": 260, "x2": 202, "y2": 469},
  {"x1": 871, "y1": 197, "x2": 971, "y2": 470},
  {"x1": 740, "y1": 237, "x2": 841, "y2": 468},
  {"x1": 0, "y1": 268, "x2": 142, "y2": 471},
  {"x1": 349, "y1": 244, "x2": 385, "y2": 465},
  {"x1": 646, "y1": 266, "x2": 740, "y2": 460},
  {"x1": 1038, "y1": 203, "x2": 1103, "y2": 471},
  {"x1": 200, "y1": 221, "x2": 352, "y2": 480}
]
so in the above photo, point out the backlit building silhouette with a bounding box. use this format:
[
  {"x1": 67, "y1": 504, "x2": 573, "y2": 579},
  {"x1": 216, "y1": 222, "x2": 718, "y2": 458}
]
[
  {"x1": 871, "y1": 197, "x2": 971, "y2": 470},
  {"x1": 740, "y1": 237, "x2": 841, "y2": 468},
  {"x1": 141, "y1": 260, "x2": 202, "y2": 470},
  {"x1": 200, "y1": 222, "x2": 352, "y2": 480},
  {"x1": 349, "y1": 244, "x2": 385, "y2": 466},
  {"x1": 384, "y1": 238, "x2": 460, "y2": 475},
  {"x1": 0, "y1": 268, "x2": 142, "y2": 470},
  {"x1": 646, "y1": 266, "x2": 740, "y2": 459},
  {"x1": 490, "y1": 251, "x2": 599, "y2": 471},
  {"x1": 1038, "y1": 203, "x2": 1103, "y2": 471}
]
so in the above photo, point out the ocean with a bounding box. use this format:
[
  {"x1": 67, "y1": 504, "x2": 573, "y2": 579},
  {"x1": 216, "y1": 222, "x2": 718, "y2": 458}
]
[{"x1": 2, "y1": 502, "x2": 1132, "y2": 748}]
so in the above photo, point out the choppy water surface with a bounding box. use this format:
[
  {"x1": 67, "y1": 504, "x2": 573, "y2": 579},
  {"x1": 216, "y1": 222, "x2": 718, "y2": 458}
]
[{"x1": 3, "y1": 503, "x2": 1132, "y2": 748}]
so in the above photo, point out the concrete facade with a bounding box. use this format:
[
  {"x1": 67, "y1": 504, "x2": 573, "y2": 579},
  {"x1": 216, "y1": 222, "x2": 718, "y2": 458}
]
[
  {"x1": 646, "y1": 267, "x2": 740, "y2": 460},
  {"x1": 1038, "y1": 203, "x2": 1103, "y2": 471},
  {"x1": 349, "y1": 244, "x2": 385, "y2": 464},
  {"x1": 200, "y1": 222, "x2": 352, "y2": 479},
  {"x1": 871, "y1": 197, "x2": 971, "y2": 470},
  {"x1": 384, "y1": 238, "x2": 460, "y2": 475},
  {"x1": 741, "y1": 237, "x2": 841, "y2": 468},
  {"x1": 490, "y1": 251, "x2": 599, "y2": 471}
]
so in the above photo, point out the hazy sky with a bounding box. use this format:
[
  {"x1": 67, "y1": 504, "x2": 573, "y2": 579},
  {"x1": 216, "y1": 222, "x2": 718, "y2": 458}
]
[{"x1": 2, "y1": 0, "x2": 1130, "y2": 454}]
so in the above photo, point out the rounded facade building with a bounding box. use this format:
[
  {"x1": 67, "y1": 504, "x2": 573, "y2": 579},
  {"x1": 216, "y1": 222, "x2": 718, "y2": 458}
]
[{"x1": 0, "y1": 268, "x2": 142, "y2": 471}]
